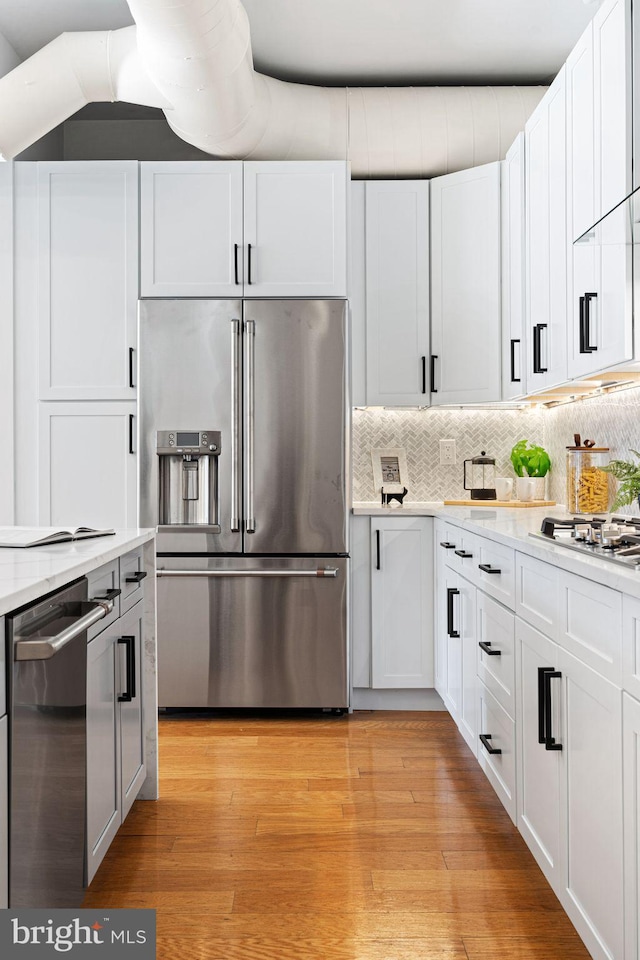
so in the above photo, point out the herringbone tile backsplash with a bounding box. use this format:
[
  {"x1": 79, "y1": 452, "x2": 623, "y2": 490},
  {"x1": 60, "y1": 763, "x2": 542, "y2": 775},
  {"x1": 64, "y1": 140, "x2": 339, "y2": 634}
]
[
  {"x1": 352, "y1": 407, "x2": 545, "y2": 502},
  {"x1": 352, "y1": 385, "x2": 640, "y2": 508}
]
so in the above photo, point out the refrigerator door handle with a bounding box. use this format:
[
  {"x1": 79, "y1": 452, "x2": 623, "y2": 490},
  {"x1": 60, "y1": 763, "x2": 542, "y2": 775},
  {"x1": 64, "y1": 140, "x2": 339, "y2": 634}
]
[
  {"x1": 157, "y1": 568, "x2": 339, "y2": 578},
  {"x1": 230, "y1": 318, "x2": 241, "y2": 533},
  {"x1": 245, "y1": 318, "x2": 256, "y2": 533}
]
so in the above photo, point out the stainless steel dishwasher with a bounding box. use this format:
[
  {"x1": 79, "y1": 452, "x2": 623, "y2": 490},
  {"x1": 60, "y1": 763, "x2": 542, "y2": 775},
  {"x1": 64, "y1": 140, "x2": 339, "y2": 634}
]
[{"x1": 6, "y1": 578, "x2": 114, "y2": 907}]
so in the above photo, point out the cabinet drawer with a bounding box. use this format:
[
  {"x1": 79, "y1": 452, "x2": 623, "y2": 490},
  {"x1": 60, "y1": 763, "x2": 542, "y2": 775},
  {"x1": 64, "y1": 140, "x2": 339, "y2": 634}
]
[
  {"x1": 477, "y1": 592, "x2": 516, "y2": 718},
  {"x1": 558, "y1": 570, "x2": 622, "y2": 683},
  {"x1": 87, "y1": 560, "x2": 120, "y2": 639},
  {"x1": 477, "y1": 680, "x2": 517, "y2": 823},
  {"x1": 437, "y1": 523, "x2": 464, "y2": 571},
  {"x1": 622, "y1": 594, "x2": 640, "y2": 700},
  {"x1": 119, "y1": 548, "x2": 146, "y2": 615},
  {"x1": 475, "y1": 540, "x2": 515, "y2": 609},
  {"x1": 515, "y1": 553, "x2": 559, "y2": 640}
]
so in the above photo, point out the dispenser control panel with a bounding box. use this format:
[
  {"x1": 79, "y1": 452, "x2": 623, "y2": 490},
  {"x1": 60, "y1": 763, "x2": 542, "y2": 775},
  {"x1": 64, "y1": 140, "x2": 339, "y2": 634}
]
[{"x1": 156, "y1": 430, "x2": 221, "y2": 455}]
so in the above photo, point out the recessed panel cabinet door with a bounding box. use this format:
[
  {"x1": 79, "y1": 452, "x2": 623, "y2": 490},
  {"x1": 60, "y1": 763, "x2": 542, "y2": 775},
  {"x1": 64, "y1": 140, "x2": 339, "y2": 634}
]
[
  {"x1": 140, "y1": 161, "x2": 243, "y2": 296},
  {"x1": 371, "y1": 517, "x2": 433, "y2": 688},
  {"x1": 501, "y1": 135, "x2": 526, "y2": 400},
  {"x1": 243, "y1": 161, "x2": 347, "y2": 297},
  {"x1": 430, "y1": 162, "x2": 501, "y2": 405},
  {"x1": 39, "y1": 402, "x2": 137, "y2": 529},
  {"x1": 119, "y1": 602, "x2": 146, "y2": 822},
  {"x1": 37, "y1": 162, "x2": 138, "y2": 400},
  {"x1": 364, "y1": 181, "x2": 430, "y2": 405}
]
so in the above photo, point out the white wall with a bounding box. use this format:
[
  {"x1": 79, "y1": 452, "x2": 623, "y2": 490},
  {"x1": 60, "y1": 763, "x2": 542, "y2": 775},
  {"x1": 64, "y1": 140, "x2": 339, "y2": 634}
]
[{"x1": 0, "y1": 30, "x2": 19, "y2": 78}]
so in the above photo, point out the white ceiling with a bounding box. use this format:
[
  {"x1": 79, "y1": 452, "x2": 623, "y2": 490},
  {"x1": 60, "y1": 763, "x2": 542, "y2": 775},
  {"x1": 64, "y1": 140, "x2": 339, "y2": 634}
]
[{"x1": 0, "y1": 0, "x2": 599, "y2": 85}]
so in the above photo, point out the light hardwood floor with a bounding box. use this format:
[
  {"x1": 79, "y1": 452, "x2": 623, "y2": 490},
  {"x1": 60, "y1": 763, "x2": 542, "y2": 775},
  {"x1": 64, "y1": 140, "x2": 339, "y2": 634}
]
[{"x1": 83, "y1": 711, "x2": 591, "y2": 960}]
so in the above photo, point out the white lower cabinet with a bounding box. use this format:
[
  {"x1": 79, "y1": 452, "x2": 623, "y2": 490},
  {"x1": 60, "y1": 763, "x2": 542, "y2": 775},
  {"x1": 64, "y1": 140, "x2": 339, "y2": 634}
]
[
  {"x1": 371, "y1": 517, "x2": 433, "y2": 688},
  {"x1": 516, "y1": 615, "x2": 623, "y2": 960},
  {"x1": 477, "y1": 681, "x2": 517, "y2": 823},
  {"x1": 623, "y1": 692, "x2": 640, "y2": 960},
  {"x1": 87, "y1": 599, "x2": 145, "y2": 884}
]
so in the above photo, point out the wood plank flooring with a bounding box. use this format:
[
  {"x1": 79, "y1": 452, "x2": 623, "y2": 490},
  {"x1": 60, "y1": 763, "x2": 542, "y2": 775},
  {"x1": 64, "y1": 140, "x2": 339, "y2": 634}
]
[{"x1": 83, "y1": 711, "x2": 591, "y2": 960}]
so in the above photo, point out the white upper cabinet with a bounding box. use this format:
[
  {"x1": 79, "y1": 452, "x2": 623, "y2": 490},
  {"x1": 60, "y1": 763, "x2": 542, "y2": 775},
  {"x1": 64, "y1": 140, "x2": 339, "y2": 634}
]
[
  {"x1": 140, "y1": 161, "x2": 243, "y2": 297},
  {"x1": 140, "y1": 160, "x2": 348, "y2": 299},
  {"x1": 430, "y1": 162, "x2": 501, "y2": 405},
  {"x1": 243, "y1": 161, "x2": 347, "y2": 298},
  {"x1": 567, "y1": 0, "x2": 632, "y2": 243},
  {"x1": 37, "y1": 162, "x2": 138, "y2": 401},
  {"x1": 501, "y1": 134, "x2": 526, "y2": 400},
  {"x1": 525, "y1": 68, "x2": 568, "y2": 393},
  {"x1": 364, "y1": 181, "x2": 430, "y2": 405}
]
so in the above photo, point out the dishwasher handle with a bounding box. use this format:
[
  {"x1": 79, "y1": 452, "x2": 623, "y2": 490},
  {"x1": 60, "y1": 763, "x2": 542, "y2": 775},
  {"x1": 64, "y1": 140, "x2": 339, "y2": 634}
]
[
  {"x1": 157, "y1": 568, "x2": 339, "y2": 579},
  {"x1": 14, "y1": 598, "x2": 114, "y2": 661}
]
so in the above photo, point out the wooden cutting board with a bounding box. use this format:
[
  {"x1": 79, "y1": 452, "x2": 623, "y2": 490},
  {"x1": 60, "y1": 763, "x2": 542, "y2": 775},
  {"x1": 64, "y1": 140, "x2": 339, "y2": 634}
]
[{"x1": 443, "y1": 499, "x2": 556, "y2": 508}]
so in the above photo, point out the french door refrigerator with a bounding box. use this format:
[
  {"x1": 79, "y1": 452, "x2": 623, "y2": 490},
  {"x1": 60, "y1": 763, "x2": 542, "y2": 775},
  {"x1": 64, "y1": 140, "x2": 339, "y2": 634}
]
[{"x1": 140, "y1": 299, "x2": 349, "y2": 709}]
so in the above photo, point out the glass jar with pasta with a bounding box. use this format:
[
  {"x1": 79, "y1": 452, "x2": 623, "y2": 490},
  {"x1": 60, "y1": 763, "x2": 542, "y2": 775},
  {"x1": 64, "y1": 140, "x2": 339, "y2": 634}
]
[{"x1": 566, "y1": 441, "x2": 610, "y2": 514}]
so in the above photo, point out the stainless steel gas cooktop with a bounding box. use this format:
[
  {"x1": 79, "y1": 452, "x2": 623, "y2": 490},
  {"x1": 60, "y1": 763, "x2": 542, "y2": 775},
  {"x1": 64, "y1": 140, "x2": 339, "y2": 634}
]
[{"x1": 530, "y1": 515, "x2": 640, "y2": 569}]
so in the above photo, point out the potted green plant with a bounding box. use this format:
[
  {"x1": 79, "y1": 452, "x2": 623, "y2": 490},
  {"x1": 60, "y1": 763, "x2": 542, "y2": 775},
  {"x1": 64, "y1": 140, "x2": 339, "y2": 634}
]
[
  {"x1": 510, "y1": 439, "x2": 551, "y2": 501},
  {"x1": 601, "y1": 450, "x2": 640, "y2": 511}
]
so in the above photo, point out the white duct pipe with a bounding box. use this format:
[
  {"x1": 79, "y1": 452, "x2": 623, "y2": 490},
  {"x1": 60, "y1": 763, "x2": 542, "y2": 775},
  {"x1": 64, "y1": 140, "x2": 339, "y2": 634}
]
[
  {"x1": 0, "y1": 26, "x2": 169, "y2": 160},
  {"x1": 127, "y1": 0, "x2": 546, "y2": 177},
  {"x1": 0, "y1": 0, "x2": 546, "y2": 176}
]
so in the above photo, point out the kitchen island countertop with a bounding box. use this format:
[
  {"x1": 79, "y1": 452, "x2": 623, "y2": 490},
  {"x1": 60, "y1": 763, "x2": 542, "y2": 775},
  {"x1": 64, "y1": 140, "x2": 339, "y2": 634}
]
[
  {"x1": 0, "y1": 529, "x2": 154, "y2": 617},
  {"x1": 353, "y1": 502, "x2": 640, "y2": 598}
]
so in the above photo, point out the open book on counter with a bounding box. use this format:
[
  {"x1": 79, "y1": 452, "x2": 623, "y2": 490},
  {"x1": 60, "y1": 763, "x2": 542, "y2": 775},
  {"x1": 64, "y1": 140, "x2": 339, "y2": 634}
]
[{"x1": 0, "y1": 527, "x2": 116, "y2": 548}]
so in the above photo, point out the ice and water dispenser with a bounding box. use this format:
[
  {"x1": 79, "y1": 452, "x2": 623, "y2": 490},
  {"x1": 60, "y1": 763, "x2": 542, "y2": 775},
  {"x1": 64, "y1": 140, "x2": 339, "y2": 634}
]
[{"x1": 157, "y1": 430, "x2": 221, "y2": 531}]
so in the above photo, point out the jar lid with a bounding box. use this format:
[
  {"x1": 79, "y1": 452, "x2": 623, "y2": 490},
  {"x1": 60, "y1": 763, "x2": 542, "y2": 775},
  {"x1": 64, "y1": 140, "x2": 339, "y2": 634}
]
[{"x1": 470, "y1": 451, "x2": 495, "y2": 464}]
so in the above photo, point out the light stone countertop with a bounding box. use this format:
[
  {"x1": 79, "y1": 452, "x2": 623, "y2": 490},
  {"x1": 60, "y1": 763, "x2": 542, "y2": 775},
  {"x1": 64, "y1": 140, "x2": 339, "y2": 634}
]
[
  {"x1": 352, "y1": 502, "x2": 640, "y2": 598},
  {"x1": 0, "y1": 529, "x2": 155, "y2": 617}
]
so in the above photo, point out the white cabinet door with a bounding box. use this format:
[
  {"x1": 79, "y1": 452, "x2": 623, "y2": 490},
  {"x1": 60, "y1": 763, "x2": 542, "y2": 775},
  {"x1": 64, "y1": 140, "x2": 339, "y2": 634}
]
[
  {"x1": 243, "y1": 161, "x2": 347, "y2": 298},
  {"x1": 119, "y1": 601, "x2": 146, "y2": 822},
  {"x1": 37, "y1": 162, "x2": 138, "y2": 401},
  {"x1": 566, "y1": 22, "x2": 595, "y2": 243},
  {"x1": 87, "y1": 626, "x2": 120, "y2": 884},
  {"x1": 371, "y1": 517, "x2": 433, "y2": 688},
  {"x1": 558, "y1": 647, "x2": 623, "y2": 960},
  {"x1": 477, "y1": 591, "x2": 515, "y2": 718},
  {"x1": 515, "y1": 618, "x2": 562, "y2": 890},
  {"x1": 525, "y1": 68, "x2": 568, "y2": 393},
  {"x1": 140, "y1": 161, "x2": 243, "y2": 297},
  {"x1": 623, "y1": 692, "x2": 640, "y2": 960},
  {"x1": 39, "y1": 402, "x2": 137, "y2": 529},
  {"x1": 430, "y1": 162, "x2": 501, "y2": 405},
  {"x1": 501, "y1": 134, "x2": 526, "y2": 400},
  {"x1": 594, "y1": 0, "x2": 632, "y2": 223},
  {"x1": 442, "y1": 569, "x2": 462, "y2": 720},
  {"x1": 623, "y1": 594, "x2": 640, "y2": 701},
  {"x1": 364, "y1": 181, "x2": 430, "y2": 405}
]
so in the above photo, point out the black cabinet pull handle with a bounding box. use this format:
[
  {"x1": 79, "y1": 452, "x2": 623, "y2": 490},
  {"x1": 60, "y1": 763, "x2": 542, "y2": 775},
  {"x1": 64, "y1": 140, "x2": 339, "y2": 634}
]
[
  {"x1": 454, "y1": 549, "x2": 473, "y2": 558},
  {"x1": 430, "y1": 355, "x2": 438, "y2": 393},
  {"x1": 376, "y1": 530, "x2": 381, "y2": 571},
  {"x1": 118, "y1": 635, "x2": 136, "y2": 702},
  {"x1": 584, "y1": 292, "x2": 597, "y2": 352},
  {"x1": 247, "y1": 243, "x2": 253, "y2": 285},
  {"x1": 538, "y1": 666, "x2": 552, "y2": 744},
  {"x1": 543, "y1": 669, "x2": 562, "y2": 751},
  {"x1": 479, "y1": 640, "x2": 501, "y2": 656},
  {"x1": 478, "y1": 563, "x2": 501, "y2": 574},
  {"x1": 479, "y1": 733, "x2": 502, "y2": 755},
  {"x1": 446, "y1": 587, "x2": 460, "y2": 638},
  {"x1": 128, "y1": 414, "x2": 135, "y2": 455},
  {"x1": 510, "y1": 339, "x2": 521, "y2": 383},
  {"x1": 421, "y1": 356, "x2": 427, "y2": 394},
  {"x1": 440, "y1": 541, "x2": 456, "y2": 550},
  {"x1": 234, "y1": 243, "x2": 240, "y2": 285},
  {"x1": 533, "y1": 323, "x2": 548, "y2": 374},
  {"x1": 125, "y1": 570, "x2": 147, "y2": 584},
  {"x1": 579, "y1": 295, "x2": 587, "y2": 354},
  {"x1": 93, "y1": 588, "x2": 121, "y2": 602},
  {"x1": 129, "y1": 347, "x2": 135, "y2": 389}
]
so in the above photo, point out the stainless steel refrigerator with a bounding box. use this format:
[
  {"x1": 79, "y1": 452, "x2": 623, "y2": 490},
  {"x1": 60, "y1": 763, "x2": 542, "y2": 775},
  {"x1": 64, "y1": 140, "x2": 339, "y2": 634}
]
[{"x1": 140, "y1": 299, "x2": 348, "y2": 709}]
